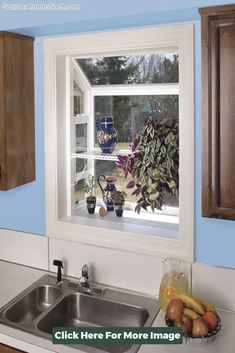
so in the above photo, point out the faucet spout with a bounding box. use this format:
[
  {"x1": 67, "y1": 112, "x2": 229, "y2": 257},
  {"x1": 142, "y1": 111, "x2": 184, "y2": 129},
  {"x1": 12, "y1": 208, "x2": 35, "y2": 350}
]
[
  {"x1": 80, "y1": 264, "x2": 90, "y2": 288},
  {"x1": 81, "y1": 264, "x2": 89, "y2": 279}
]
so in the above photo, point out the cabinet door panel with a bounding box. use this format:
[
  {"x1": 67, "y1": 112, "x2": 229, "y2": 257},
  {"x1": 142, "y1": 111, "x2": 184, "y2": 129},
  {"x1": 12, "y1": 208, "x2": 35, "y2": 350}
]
[
  {"x1": 4, "y1": 34, "x2": 35, "y2": 189},
  {"x1": 220, "y1": 26, "x2": 235, "y2": 208},
  {"x1": 0, "y1": 35, "x2": 6, "y2": 189},
  {"x1": 200, "y1": 5, "x2": 235, "y2": 219},
  {"x1": 0, "y1": 32, "x2": 35, "y2": 190}
]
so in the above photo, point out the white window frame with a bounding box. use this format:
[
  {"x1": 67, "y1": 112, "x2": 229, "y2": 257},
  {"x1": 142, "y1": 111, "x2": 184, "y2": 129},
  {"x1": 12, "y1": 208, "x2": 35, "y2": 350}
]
[
  {"x1": 71, "y1": 58, "x2": 180, "y2": 217},
  {"x1": 44, "y1": 25, "x2": 194, "y2": 261}
]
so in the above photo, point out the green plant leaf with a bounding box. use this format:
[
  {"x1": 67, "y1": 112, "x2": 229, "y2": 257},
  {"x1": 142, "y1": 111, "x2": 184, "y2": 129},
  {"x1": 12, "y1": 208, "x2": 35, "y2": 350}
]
[
  {"x1": 135, "y1": 204, "x2": 141, "y2": 214},
  {"x1": 120, "y1": 116, "x2": 179, "y2": 213}
]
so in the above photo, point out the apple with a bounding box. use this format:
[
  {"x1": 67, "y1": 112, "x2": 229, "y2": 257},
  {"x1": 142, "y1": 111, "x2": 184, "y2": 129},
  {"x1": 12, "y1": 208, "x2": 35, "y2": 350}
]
[
  {"x1": 203, "y1": 311, "x2": 218, "y2": 331},
  {"x1": 174, "y1": 314, "x2": 192, "y2": 334},
  {"x1": 166, "y1": 299, "x2": 184, "y2": 321},
  {"x1": 99, "y1": 207, "x2": 107, "y2": 217},
  {"x1": 192, "y1": 318, "x2": 209, "y2": 337}
]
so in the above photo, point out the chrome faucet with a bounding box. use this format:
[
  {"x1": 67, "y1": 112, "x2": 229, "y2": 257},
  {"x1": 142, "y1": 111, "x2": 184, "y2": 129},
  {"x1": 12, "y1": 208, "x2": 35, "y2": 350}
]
[
  {"x1": 79, "y1": 264, "x2": 90, "y2": 289},
  {"x1": 68, "y1": 264, "x2": 104, "y2": 295}
]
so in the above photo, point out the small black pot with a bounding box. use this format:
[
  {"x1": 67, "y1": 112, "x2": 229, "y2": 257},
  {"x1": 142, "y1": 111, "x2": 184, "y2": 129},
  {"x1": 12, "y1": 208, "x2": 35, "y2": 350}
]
[
  {"x1": 106, "y1": 200, "x2": 114, "y2": 212},
  {"x1": 86, "y1": 196, "x2": 96, "y2": 214},
  {"x1": 115, "y1": 202, "x2": 124, "y2": 217}
]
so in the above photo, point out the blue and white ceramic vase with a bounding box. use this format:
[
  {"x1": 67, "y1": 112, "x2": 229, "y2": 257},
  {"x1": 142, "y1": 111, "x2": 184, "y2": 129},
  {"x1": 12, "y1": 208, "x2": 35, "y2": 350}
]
[
  {"x1": 97, "y1": 175, "x2": 117, "y2": 211},
  {"x1": 96, "y1": 116, "x2": 117, "y2": 154}
]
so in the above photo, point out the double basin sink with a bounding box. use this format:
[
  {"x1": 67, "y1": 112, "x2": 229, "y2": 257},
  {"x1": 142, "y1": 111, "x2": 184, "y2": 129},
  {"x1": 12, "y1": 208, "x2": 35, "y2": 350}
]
[{"x1": 0, "y1": 274, "x2": 159, "y2": 353}]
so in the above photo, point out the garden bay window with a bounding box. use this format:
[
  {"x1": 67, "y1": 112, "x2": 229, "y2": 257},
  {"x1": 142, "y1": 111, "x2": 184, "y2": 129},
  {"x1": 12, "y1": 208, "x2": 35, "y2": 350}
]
[
  {"x1": 71, "y1": 54, "x2": 179, "y2": 226},
  {"x1": 45, "y1": 25, "x2": 194, "y2": 259}
]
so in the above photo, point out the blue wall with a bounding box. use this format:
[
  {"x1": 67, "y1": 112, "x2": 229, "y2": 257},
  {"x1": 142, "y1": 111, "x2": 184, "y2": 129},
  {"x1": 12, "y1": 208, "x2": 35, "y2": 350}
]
[{"x1": 1, "y1": 0, "x2": 235, "y2": 266}]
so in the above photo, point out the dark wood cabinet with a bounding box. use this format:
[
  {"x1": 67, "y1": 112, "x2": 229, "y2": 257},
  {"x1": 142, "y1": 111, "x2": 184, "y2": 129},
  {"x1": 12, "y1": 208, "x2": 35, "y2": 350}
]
[
  {"x1": 0, "y1": 343, "x2": 26, "y2": 353},
  {"x1": 200, "y1": 5, "x2": 235, "y2": 220},
  {"x1": 0, "y1": 31, "x2": 35, "y2": 190}
]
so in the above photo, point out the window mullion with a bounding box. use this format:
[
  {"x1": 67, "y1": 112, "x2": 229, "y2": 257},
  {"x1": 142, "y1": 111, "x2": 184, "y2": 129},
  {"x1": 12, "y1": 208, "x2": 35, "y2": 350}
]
[
  {"x1": 86, "y1": 87, "x2": 95, "y2": 177},
  {"x1": 91, "y1": 84, "x2": 179, "y2": 96},
  {"x1": 65, "y1": 57, "x2": 73, "y2": 216}
]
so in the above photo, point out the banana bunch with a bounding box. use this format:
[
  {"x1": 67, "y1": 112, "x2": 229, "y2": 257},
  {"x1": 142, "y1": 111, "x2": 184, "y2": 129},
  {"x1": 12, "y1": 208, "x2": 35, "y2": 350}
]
[
  {"x1": 177, "y1": 293, "x2": 217, "y2": 320},
  {"x1": 199, "y1": 299, "x2": 217, "y2": 314}
]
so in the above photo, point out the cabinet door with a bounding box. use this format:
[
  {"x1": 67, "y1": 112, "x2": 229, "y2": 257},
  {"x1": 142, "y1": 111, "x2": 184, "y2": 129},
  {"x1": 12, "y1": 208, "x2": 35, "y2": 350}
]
[
  {"x1": 0, "y1": 35, "x2": 6, "y2": 189},
  {"x1": 0, "y1": 32, "x2": 35, "y2": 190},
  {"x1": 200, "y1": 5, "x2": 235, "y2": 220}
]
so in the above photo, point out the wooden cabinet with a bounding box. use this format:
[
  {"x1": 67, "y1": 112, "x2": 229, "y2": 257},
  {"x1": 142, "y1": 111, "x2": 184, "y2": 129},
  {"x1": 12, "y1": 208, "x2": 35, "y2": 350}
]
[
  {"x1": 200, "y1": 5, "x2": 235, "y2": 220},
  {"x1": 0, "y1": 32, "x2": 35, "y2": 190},
  {"x1": 0, "y1": 343, "x2": 25, "y2": 353}
]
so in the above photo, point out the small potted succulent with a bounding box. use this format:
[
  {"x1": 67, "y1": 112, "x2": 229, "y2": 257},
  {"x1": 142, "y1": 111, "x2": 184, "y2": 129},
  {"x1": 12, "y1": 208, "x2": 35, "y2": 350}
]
[
  {"x1": 82, "y1": 175, "x2": 97, "y2": 214},
  {"x1": 111, "y1": 191, "x2": 127, "y2": 217}
]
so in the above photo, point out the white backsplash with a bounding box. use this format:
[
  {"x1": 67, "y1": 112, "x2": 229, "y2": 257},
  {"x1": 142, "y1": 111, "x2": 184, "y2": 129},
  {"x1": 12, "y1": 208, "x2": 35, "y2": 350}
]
[
  {"x1": 49, "y1": 238, "x2": 163, "y2": 296},
  {"x1": 0, "y1": 229, "x2": 48, "y2": 270},
  {"x1": 192, "y1": 263, "x2": 235, "y2": 312}
]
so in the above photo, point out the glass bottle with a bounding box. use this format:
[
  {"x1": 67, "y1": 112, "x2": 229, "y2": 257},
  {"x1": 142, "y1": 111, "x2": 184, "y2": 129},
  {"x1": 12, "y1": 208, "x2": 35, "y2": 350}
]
[{"x1": 159, "y1": 257, "x2": 188, "y2": 312}]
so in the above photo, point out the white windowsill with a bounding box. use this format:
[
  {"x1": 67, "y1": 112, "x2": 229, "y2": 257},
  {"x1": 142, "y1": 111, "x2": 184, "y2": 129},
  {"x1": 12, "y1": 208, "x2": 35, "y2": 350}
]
[{"x1": 62, "y1": 203, "x2": 178, "y2": 239}]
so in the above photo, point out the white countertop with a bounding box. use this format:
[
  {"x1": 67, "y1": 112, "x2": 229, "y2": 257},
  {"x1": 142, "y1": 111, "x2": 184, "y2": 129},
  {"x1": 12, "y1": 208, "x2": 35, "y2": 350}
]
[{"x1": 0, "y1": 260, "x2": 234, "y2": 353}]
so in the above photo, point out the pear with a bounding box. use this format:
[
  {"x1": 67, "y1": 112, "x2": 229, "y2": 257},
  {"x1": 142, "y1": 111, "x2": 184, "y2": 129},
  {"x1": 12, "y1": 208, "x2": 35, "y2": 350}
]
[{"x1": 192, "y1": 318, "x2": 209, "y2": 337}]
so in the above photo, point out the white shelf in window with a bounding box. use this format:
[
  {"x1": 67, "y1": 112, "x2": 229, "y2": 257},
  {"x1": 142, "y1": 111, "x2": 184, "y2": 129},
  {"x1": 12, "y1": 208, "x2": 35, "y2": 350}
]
[{"x1": 72, "y1": 149, "x2": 129, "y2": 161}]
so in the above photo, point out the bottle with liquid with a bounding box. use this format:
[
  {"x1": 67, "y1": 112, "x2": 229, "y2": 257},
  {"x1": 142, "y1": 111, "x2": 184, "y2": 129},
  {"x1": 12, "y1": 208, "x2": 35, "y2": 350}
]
[{"x1": 159, "y1": 257, "x2": 188, "y2": 312}]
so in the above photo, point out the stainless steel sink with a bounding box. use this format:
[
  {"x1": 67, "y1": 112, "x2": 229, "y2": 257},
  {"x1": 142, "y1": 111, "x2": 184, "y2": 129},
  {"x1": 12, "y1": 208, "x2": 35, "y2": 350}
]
[
  {"x1": 4, "y1": 285, "x2": 62, "y2": 324},
  {"x1": 0, "y1": 274, "x2": 159, "y2": 353},
  {"x1": 37, "y1": 293, "x2": 149, "y2": 331}
]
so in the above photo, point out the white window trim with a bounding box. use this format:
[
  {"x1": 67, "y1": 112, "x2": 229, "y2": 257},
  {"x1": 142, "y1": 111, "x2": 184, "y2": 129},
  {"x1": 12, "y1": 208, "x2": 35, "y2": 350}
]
[{"x1": 44, "y1": 25, "x2": 194, "y2": 261}]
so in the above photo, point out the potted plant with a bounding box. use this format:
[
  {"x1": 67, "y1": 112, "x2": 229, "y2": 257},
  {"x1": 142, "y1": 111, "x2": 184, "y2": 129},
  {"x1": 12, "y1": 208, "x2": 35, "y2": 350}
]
[
  {"x1": 111, "y1": 191, "x2": 127, "y2": 217},
  {"x1": 116, "y1": 116, "x2": 179, "y2": 213},
  {"x1": 82, "y1": 175, "x2": 97, "y2": 214}
]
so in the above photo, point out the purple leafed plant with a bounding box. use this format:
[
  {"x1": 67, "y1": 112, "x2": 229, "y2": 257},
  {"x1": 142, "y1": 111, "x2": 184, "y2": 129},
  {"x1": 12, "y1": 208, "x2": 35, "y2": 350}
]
[{"x1": 116, "y1": 116, "x2": 179, "y2": 213}]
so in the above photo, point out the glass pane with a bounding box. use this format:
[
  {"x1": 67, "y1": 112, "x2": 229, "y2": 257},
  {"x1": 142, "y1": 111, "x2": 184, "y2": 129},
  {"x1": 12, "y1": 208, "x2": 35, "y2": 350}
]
[
  {"x1": 76, "y1": 158, "x2": 87, "y2": 174},
  {"x1": 74, "y1": 179, "x2": 85, "y2": 206},
  {"x1": 95, "y1": 160, "x2": 137, "y2": 204},
  {"x1": 77, "y1": 53, "x2": 179, "y2": 85},
  {"x1": 73, "y1": 159, "x2": 88, "y2": 206},
  {"x1": 94, "y1": 160, "x2": 178, "y2": 209},
  {"x1": 76, "y1": 124, "x2": 87, "y2": 153},
  {"x1": 94, "y1": 95, "x2": 178, "y2": 151},
  {"x1": 74, "y1": 79, "x2": 84, "y2": 115}
]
